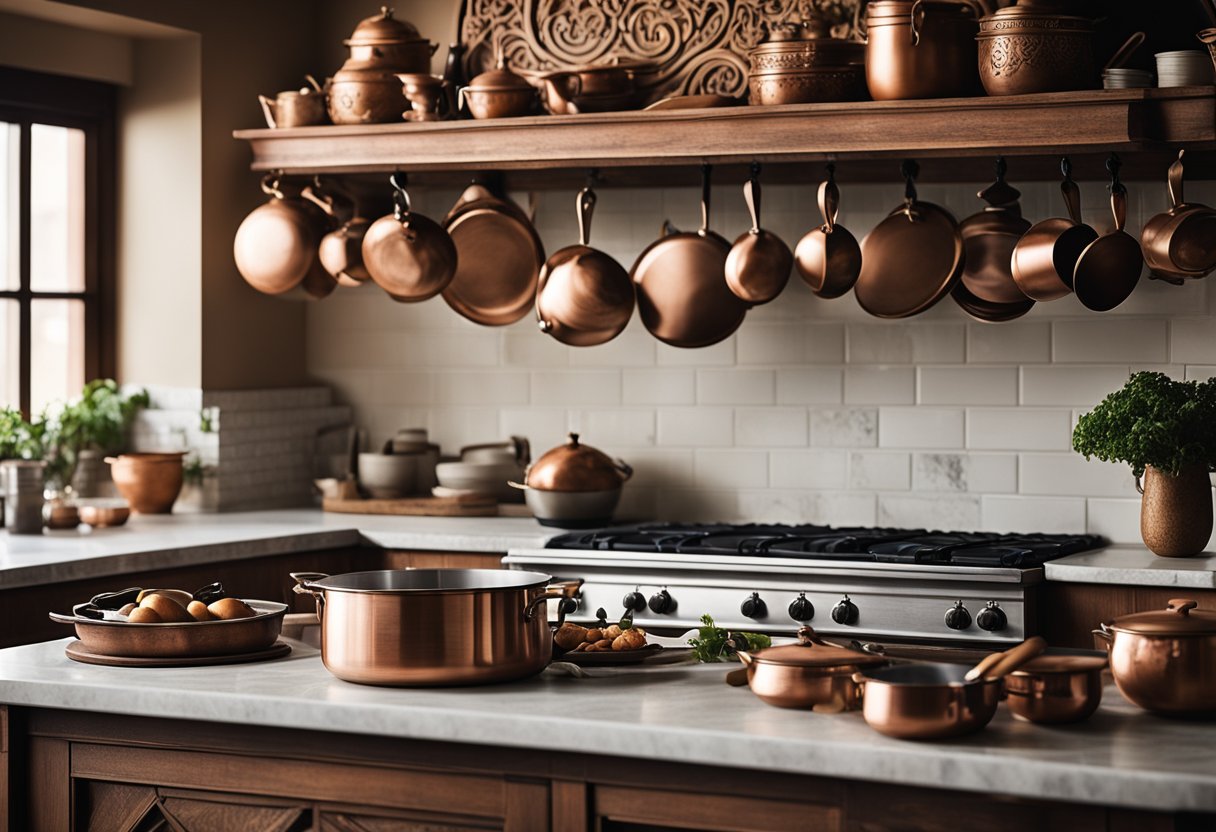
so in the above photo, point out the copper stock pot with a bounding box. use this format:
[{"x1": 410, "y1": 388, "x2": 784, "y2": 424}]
[
  {"x1": 864, "y1": 0, "x2": 985, "y2": 100},
  {"x1": 292, "y1": 569, "x2": 573, "y2": 687}
]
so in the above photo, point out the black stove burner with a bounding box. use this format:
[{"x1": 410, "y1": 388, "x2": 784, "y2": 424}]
[{"x1": 545, "y1": 523, "x2": 1105, "y2": 569}]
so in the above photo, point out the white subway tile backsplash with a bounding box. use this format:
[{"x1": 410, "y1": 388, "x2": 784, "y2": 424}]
[
  {"x1": 848, "y1": 452, "x2": 911, "y2": 491},
  {"x1": 570, "y1": 409, "x2": 656, "y2": 447},
  {"x1": 919, "y1": 366, "x2": 1018, "y2": 405},
  {"x1": 623, "y1": 369, "x2": 695, "y2": 405},
  {"x1": 695, "y1": 449, "x2": 768, "y2": 489},
  {"x1": 1186, "y1": 365, "x2": 1216, "y2": 381},
  {"x1": 878, "y1": 408, "x2": 965, "y2": 449},
  {"x1": 769, "y1": 450, "x2": 847, "y2": 489},
  {"x1": 1019, "y1": 453, "x2": 1137, "y2": 498},
  {"x1": 1020, "y1": 366, "x2": 1130, "y2": 406},
  {"x1": 776, "y1": 368, "x2": 844, "y2": 405},
  {"x1": 499, "y1": 409, "x2": 568, "y2": 446},
  {"x1": 878, "y1": 494, "x2": 981, "y2": 530},
  {"x1": 1173, "y1": 319, "x2": 1216, "y2": 364},
  {"x1": 503, "y1": 331, "x2": 569, "y2": 367},
  {"x1": 735, "y1": 408, "x2": 808, "y2": 447},
  {"x1": 433, "y1": 372, "x2": 531, "y2": 406},
  {"x1": 1052, "y1": 320, "x2": 1169, "y2": 364},
  {"x1": 810, "y1": 407, "x2": 877, "y2": 447},
  {"x1": 967, "y1": 408, "x2": 1072, "y2": 451},
  {"x1": 568, "y1": 328, "x2": 656, "y2": 367},
  {"x1": 966, "y1": 322, "x2": 1051, "y2": 364},
  {"x1": 532, "y1": 371, "x2": 621, "y2": 406},
  {"x1": 617, "y1": 447, "x2": 695, "y2": 489},
  {"x1": 845, "y1": 366, "x2": 916, "y2": 404},
  {"x1": 698, "y1": 369, "x2": 775, "y2": 404},
  {"x1": 848, "y1": 324, "x2": 966, "y2": 364},
  {"x1": 656, "y1": 407, "x2": 734, "y2": 447},
  {"x1": 737, "y1": 323, "x2": 846, "y2": 365},
  {"x1": 1085, "y1": 498, "x2": 1142, "y2": 544},
  {"x1": 913, "y1": 453, "x2": 1018, "y2": 493},
  {"x1": 655, "y1": 338, "x2": 736, "y2": 366},
  {"x1": 981, "y1": 495, "x2": 1086, "y2": 533},
  {"x1": 737, "y1": 490, "x2": 877, "y2": 525}
]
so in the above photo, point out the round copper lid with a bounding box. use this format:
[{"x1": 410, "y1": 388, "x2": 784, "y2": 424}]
[
  {"x1": 979, "y1": 1, "x2": 1091, "y2": 31},
  {"x1": 466, "y1": 55, "x2": 534, "y2": 92},
  {"x1": 745, "y1": 627, "x2": 885, "y2": 668},
  {"x1": 345, "y1": 6, "x2": 424, "y2": 46},
  {"x1": 525, "y1": 433, "x2": 629, "y2": 492},
  {"x1": 1108, "y1": 599, "x2": 1216, "y2": 636}
]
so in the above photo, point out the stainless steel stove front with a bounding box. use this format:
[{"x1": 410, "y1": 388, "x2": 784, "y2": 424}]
[{"x1": 504, "y1": 549, "x2": 1042, "y2": 645}]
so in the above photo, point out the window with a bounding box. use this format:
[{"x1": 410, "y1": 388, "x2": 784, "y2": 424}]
[{"x1": 0, "y1": 67, "x2": 115, "y2": 416}]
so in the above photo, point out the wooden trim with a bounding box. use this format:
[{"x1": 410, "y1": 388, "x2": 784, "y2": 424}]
[
  {"x1": 0, "y1": 706, "x2": 9, "y2": 832},
  {"x1": 594, "y1": 784, "x2": 842, "y2": 832},
  {"x1": 551, "y1": 780, "x2": 589, "y2": 832},
  {"x1": 27, "y1": 737, "x2": 69, "y2": 832},
  {"x1": 505, "y1": 779, "x2": 551, "y2": 832},
  {"x1": 233, "y1": 87, "x2": 1216, "y2": 177}
]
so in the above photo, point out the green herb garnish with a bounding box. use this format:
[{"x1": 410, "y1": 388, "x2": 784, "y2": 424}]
[{"x1": 688, "y1": 614, "x2": 771, "y2": 663}]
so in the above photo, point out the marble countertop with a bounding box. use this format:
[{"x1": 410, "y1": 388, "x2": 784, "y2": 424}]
[
  {"x1": 1, "y1": 638, "x2": 1214, "y2": 813},
  {"x1": 0, "y1": 510, "x2": 555, "y2": 589},
  {"x1": 1046, "y1": 547, "x2": 1216, "y2": 589}
]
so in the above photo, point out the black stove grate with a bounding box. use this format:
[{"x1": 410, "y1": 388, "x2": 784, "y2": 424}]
[{"x1": 544, "y1": 523, "x2": 1106, "y2": 568}]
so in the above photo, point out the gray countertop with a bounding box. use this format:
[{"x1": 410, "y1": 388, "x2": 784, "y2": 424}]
[
  {"x1": 0, "y1": 510, "x2": 554, "y2": 589},
  {"x1": 1, "y1": 637, "x2": 1214, "y2": 813},
  {"x1": 1046, "y1": 547, "x2": 1216, "y2": 589}
]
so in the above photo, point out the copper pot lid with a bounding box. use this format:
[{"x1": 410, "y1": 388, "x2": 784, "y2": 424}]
[
  {"x1": 525, "y1": 433, "x2": 630, "y2": 492},
  {"x1": 855, "y1": 161, "x2": 964, "y2": 319},
  {"x1": 466, "y1": 55, "x2": 534, "y2": 92},
  {"x1": 979, "y1": 0, "x2": 1091, "y2": 30},
  {"x1": 866, "y1": 0, "x2": 977, "y2": 21},
  {"x1": 1108, "y1": 599, "x2": 1216, "y2": 636},
  {"x1": 744, "y1": 627, "x2": 885, "y2": 669},
  {"x1": 344, "y1": 6, "x2": 425, "y2": 46}
]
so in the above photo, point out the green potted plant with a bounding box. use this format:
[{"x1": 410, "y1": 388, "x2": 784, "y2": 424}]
[
  {"x1": 44, "y1": 380, "x2": 150, "y2": 496},
  {"x1": 1073, "y1": 371, "x2": 1216, "y2": 557}
]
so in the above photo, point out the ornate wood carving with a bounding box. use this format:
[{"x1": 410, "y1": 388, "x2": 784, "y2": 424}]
[{"x1": 458, "y1": 0, "x2": 863, "y2": 103}]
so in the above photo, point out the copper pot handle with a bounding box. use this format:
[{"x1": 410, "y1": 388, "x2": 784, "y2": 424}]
[
  {"x1": 290, "y1": 572, "x2": 329, "y2": 619},
  {"x1": 697, "y1": 163, "x2": 712, "y2": 236},
  {"x1": 576, "y1": 186, "x2": 596, "y2": 247},
  {"x1": 614, "y1": 459, "x2": 634, "y2": 482},
  {"x1": 1059, "y1": 158, "x2": 1084, "y2": 225},
  {"x1": 1092, "y1": 623, "x2": 1113, "y2": 649},
  {"x1": 1168, "y1": 599, "x2": 1199, "y2": 615},
  {"x1": 1110, "y1": 186, "x2": 1127, "y2": 233},
  {"x1": 1168, "y1": 149, "x2": 1186, "y2": 210},
  {"x1": 819, "y1": 166, "x2": 840, "y2": 234},
  {"x1": 48, "y1": 611, "x2": 79, "y2": 625},
  {"x1": 523, "y1": 586, "x2": 577, "y2": 624},
  {"x1": 910, "y1": 0, "x2": 983, "y2": 46},
  {"x1": 744, "y1": 167, "x2": 761, "y2": 234}
]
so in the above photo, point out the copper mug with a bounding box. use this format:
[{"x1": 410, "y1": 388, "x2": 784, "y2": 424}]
[
  {"x1": 397, "y1": 73, "x2": 451, "y2": 121},
  {"x1": 864, "y1": 0, "x2": 984, "y2": 100}
]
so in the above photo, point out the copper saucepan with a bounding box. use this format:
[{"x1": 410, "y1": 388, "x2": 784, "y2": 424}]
[
  {"x1": 631, "y1": 164, "x2": 748, "y2": 348},
  {"x1": 952, "y1": 157, "x2": 1033, "y2": 322},
  {"x1": 362, "y1": 173, "x2": 457, "y2": 303},
  {"x1": 1010, "y1": 157, "x2": 1097, "y2": 302},
  {"x1": 1004, "y1": 651, "x2": 1108, "y2": 725},
  {"x1": 1141, "y1": 149, "x2": 1216, "y2": 282},
  {"x1": 736, "y1": 626, "x2": 887, "y2": 712},
  {"x1": 854, "y1": 636, "x2": 1046, "y2": 740},
  {"x1": 795, "y1": 164, "x2": 862, "y2": 299},
  {"x1": 306, "y1": 180, "x2": 373, "y2": 287},
  {"x1": 535, "y1": 184, "x2": 635, "y2": 346},
  {"x1": 1073, "y1": 155, "x2": 1142, "y2": 312},
  {"x1": 725, "y1": 163, "x2": 793, "y2": 305}
]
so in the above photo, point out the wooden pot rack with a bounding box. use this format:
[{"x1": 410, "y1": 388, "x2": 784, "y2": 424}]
[{"x1": 234, "y1": 87, "x2": 1216, "y2": 186}]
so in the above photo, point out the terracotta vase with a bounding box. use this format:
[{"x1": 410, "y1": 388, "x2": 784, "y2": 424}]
[{"x1": 1139, "y1": 464, "x2": 1213, "y2": 558}]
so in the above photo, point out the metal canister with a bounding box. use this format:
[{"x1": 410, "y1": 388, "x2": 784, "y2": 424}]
[
  {"x1": 864, "y1": 0, "x2": 983, "y2": 100},
  {"x1": 2, "y1": 460, "x2": 46, "y2": 534}
]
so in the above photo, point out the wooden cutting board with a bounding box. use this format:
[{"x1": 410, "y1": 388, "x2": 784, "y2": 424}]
[{"x1": 322, "y1": 495, "x2": 500, "y2": 517}]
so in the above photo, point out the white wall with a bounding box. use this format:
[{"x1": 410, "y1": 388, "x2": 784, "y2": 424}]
[{"x1": 307, "y1": 175, "x2": 1216, "y2": 541}]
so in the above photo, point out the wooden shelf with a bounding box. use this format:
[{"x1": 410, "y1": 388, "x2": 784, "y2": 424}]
[{"x1": 234, "y1": 87, "x2": 1216, "y2": 184}]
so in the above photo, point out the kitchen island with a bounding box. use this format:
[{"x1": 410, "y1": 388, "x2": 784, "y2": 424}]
[{"x1": 1, "y1": 636, "x2": 1212, "y2": 831}]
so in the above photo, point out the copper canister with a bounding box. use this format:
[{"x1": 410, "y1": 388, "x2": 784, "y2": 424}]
[
  {"x1": 977, "y1": 3, "x2": 1094, "y2": 96},
  {"x1": 747, "y1": 20, "x2": 866, "y2": 105},
  {"x1": 864, "y1": 0, "x2": 983, "y2": 100}
]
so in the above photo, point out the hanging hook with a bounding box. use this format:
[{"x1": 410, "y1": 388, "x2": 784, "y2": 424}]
[
  {"x1": 585, "y1": 168, "x2": 600, "y2": 190},
  {"x1": 1060, "y1": 156, "x2": 1073, "y2": 181},
  {"x1": 825, "y1": 161, "x2": 836, "y2": 183},
  {"x1": 390, "y1": 170, "x2": 411, "y2": 222},
  {"x1": 994, "y1": 156, "x2": 1007, "y2": 182},
  {"x1": 1106, "y1": 152, "x2": 1124, "y2": 195}
]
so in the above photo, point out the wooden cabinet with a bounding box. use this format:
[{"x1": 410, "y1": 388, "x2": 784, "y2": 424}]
[
  {"x1": 1037, "y1": 583, "x2": 1216, "y2": 648},
  {"x1": 4, "y1": 707, "x2": 1192, "y2": 832}
]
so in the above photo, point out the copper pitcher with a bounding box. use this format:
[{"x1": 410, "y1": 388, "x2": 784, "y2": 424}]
[{"x1": 864, "y1": 0, "x2": 984, "y2": 100}]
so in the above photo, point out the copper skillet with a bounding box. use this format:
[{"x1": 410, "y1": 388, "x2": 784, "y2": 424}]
[
  {"x1": 1141, "y1": 149, "x2": 1216, "y2": 282},
  {"x1": 442, "y1": 183, "x2": 545, "y2": 326},
  {"x1": 631, "y1": 164, "x2": 749, "y2": 348},
  {"x1": 1073, "y1": 155, "x2": 1142, "y2": 312},
  {"x1": 1010, "y1": 157, "x2": 1098, "y2": 302},
  {"x1": 795, "y1": 164, "x2": 862, "y2": 299},
  {"x1": 535, "y1": 183, "x2": 635, "y2": 346},
  {"x1": 725, "y1": 162, "x2": 792, "y2": 305},
  {"x1": 855, "y1": 160, "x2": 964, "y2": 319},
  {"x1": 362, "y1": 173, "x2": 458, "y2": 303}
]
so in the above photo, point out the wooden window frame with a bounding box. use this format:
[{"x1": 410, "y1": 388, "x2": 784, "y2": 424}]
[{"x1": 0, "y1": 66, "x2": 116, "y2": 417}]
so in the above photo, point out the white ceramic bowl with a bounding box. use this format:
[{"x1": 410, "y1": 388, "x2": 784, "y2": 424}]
[{"x1": 435, "y1": 461, "x2": 522, "y2": 503}]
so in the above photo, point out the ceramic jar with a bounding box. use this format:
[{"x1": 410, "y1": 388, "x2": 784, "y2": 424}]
[{"x1": 1139, "y1": 463, "x2": 1213, "y2": 558}]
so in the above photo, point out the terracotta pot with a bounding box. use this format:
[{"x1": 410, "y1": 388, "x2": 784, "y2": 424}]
[
  {"x1": 1139, "y1": 464, "x2": 1213, "y2": 558},
  {"x1": 106, "y1": 453, "x2": 186, "y2": 514}
]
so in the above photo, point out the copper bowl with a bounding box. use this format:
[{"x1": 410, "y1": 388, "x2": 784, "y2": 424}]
[
  {"x1": 855, "y1": 664, "x2": 1002, "y2": 740},
  {"x1": 77, "y1": 500, "x2": 131, "y2": 528},
  {"x1": 106, "y1": 452, "x2": 186, "y2": 514},
  {"x1": 48, "y1": 600, "x2": 287, "y2": 658},
  {"x1": 976, "y1": 12, "x2": 1094, "y2": 96},
  {"x1": 1004, "y1": 653, "x2": 1107, "y2": 724}
]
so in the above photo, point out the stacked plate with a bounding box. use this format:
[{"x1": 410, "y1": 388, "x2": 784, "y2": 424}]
[
  {"x1": 1103, "y1": 68, "x2": 1153, "y2": 89},
  {"x1": 1155, "y1": 51, "x2": 1215, "y2": 87}
]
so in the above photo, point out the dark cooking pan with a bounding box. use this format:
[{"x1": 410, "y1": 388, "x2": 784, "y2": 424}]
[
  {"x1": 631, "y1": 164, "x2": 748, "y2": 348},
  {"x1": 1010, "y1": 157, "x2": 1097, "y2": 302},
  {"x1": 1073, "y1": 155, "x2": 1142, "y2": 312},
  {"x1": 855, "y1": 160, "x2": 964, "y2": 319},
  {"x1": 952, "y1": 157, "x2": 1033, "y2": 322},
  {"x1": 443, "y1": 183, "x2": 545, "y2": 326}
]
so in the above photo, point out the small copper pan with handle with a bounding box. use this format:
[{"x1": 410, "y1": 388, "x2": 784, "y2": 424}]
[
  {"x1": 362, "y1": 172, "x2": 457, "y2": 303},
  {"x1": 1073, "y1": 154, "x2": 1142, "y2": 312},
  {"x1": 1010, "y1": 157, "x2": 1097, "y2": 302},
  {"x1": 725, "y1": 163, "x2": 793, "y2": 305},
  {"x1": 795, "y1": 164, "x2": 862, "y2": 299},
  {"x1": 1141, "y1": 149, "x2": 1216, "y2": 283}
]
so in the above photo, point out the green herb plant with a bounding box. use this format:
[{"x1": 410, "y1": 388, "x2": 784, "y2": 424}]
[
  {"x1": 1072, "y1": 371, "x2": 1216, "y2": 479},
  {"x1": 43, "y1": 380, "x2": 150, "y2": 487},
  {"x1": 688, "y1": 614, "x2": 772, "y2": 663}
]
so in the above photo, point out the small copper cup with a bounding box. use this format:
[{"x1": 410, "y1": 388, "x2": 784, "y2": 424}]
[{"x1": 397, "y1": 73, "x2": 450, "y2": 121}]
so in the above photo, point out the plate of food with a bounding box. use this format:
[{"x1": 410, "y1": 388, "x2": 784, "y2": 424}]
[{"x1": 552, "y1": 620, "x2": 666, "y2": 666}]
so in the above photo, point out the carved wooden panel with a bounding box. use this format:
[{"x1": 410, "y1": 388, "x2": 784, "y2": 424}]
[{"x1": 458, "y1": 0, "x2": 863, "y2": 102}]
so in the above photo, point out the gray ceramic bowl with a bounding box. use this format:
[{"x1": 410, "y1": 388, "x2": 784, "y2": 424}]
[
  {"x1": 358, "y1": 452, "x2": 418, "y2": 499},
  {"x1": 515, "y1": 485, "x2": 622, "y2": 528}
]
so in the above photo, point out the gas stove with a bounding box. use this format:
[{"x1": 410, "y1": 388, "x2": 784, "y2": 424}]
[{"x1": 504, "y1": 523, "x2": 1106, "y2": 646}]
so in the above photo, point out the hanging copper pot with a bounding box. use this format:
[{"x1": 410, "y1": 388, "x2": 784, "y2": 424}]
[
  {"x1": 1010, "y1": 157, "x2": 1098, "y2": 302},
  {"x1": 952, "y1": 157, "x2": 1033, "y2": 321},
  {"x1": 304, "y1": 180, "x2": 372, "y2": 287},
  {"x1": 233, "y1": 174, "x2": 337, "y2": 300},
  {"x1": 725, "y1": 163, "x2": 793, "y2": 305},
  {"x1": 1073, "y1": 155, "x2": 1142, "y2": 312},
  {"x1": 362, "y1": 173, "x2": 457, "y2": 302},
  {"x1": 536, "y1": 185, "x2": 634, "y2": 346},
  {"x1": 863, "y1": 0, "x2": 985, "y2": 101},
  {"x1": 795, "y1": 164, "x2": 862, "y2": 299},
  {"x1": 1141, "y1": 149, "x2": 1216, "y2": 282}
]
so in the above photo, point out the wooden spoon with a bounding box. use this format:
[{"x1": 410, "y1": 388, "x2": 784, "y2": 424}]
[{"x1": 964, "y1": 636, "x2": 1047, "y2": 682}]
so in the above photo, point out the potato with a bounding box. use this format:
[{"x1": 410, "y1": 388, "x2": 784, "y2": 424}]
[
  {"x1": 593, "y1": 638, "x2": 613, "y2": 650},
  {"x1": 613, "y1": 630, "x2": 647, "y2": 651},
  {"x1": 127, "y1": 606, "x2": 163, "y2": 624},
  {"x1": 603, "y1": 625, "x2": 623, "y2": 640},
  {"x1": 207, "y1": 597, "x2": 256, "y2": 620},
  {"x1": 585, "y1": 628, "x2": 603, "y2": 643},
  {"x1": 137, "y1": 588, "x2": 193, "y2": 607},
  {"x1": 554, "y1": 622, "x2": 589, "y2": 651},
  {"x1": 139, "y1": 593, "x2": 192, "y2": 623},
  {"x1": 117, "y1": 603, "x2": 137, "y2": 616},
  {"x1": 187, "y1": 600, "x2": 219, "y2": 622}
]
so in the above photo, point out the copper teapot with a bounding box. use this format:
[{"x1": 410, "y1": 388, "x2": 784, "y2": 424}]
[
  {"x1": 259, "y1": 76, "x2": 327, "y2": 128},
  {"x1": 328, "y1": 7, "x2": 437, "y2": 125}
]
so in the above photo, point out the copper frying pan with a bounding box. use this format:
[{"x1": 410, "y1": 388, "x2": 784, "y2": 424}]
[
  {"x1": 535, "y1": 184, "x2": 635, "y2": 346},
  {"x1": 362, "y1": 173, "x2": 458, "y2": 303},
  {"x1": 631, "y1": 164, "x2": 748, "y2": 348},
  {"x1": 795, "y1": 164, "x2": 862, "y2": 299},
  {"x1": 1141, "y1": 149, "x2": 1216, "y2": 282},
  {"x1": 1073, "y1": 155, "x2": 1142, "y2": 312},
  {"x1": 442, "y1": 183, "x2": 545, "y2": 326},
  {"x1": 725, "y1": 163, "x2": 792, "y2": 305},
  {"x1": 1010, "y1": 158, "x2": 1097, "y2": 302},
  {"x1": 855, "y1": 160, "x2": 964, "y2": 319}
]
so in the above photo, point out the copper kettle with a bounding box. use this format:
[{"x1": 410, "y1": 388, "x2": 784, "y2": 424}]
[{"x1": 328, "y1": 7, "x2": 437, "y2": 125}]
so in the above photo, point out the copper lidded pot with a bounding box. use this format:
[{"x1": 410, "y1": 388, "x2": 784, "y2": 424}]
[
  {"x1": 864, "y1": 0, "x2": 984, "y2": 100},
  {"x1": 292, "y1": 569, "x2": 572, "y2": 687},
  {"x1": 976, "y1": 1, "x2": 1095, "y2": 96},
  {"x1": 458, "y1": 55, "x2": 538, "y2": 119},
  {"x1": 736, "y1": 626, "x2": 886, "y2": 711},
  {"x1": 510, "y1": 433, "x2": 632, "y2": 528},
  {"x1": 747, "y1": 18, "x2": 866, "y2": 105},
  {"x1": 328, "y1": 7, "x2": 437, "y2": 125},
  {"x1": 1095, "y1": 598, "x2": 1216, "y2": 717}
]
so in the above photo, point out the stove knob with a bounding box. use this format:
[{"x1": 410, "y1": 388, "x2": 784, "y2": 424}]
[
  {"x1": 622, "y1": 588, "x2": 647, "y2": 613},
  {"x1": 831, "y1": 595, "x2": 859, "y2": 626},
  {"x1": 944, "y1": 600, "x2": 972, "y2": 631},
  {"x1": 788, "y1": 593, "x2": 815, "y2": 622},
  {"x1": 976, "y1": 601, "x2": 1008, "y2": 632},
  {"x1": 740, "y1": 593, "x2": 767, "y2": 619},
  {"x1": 648, "y1": 588, "x2": 676, "y2": 615}
]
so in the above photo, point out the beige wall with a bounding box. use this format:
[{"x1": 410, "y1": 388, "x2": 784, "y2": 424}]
[
  {"x1": 0, "y1": 10, "x2": 133, "y2": 84},
  {"x1": 315, "y1": 1, "x2": 460, "y2": 77}
]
